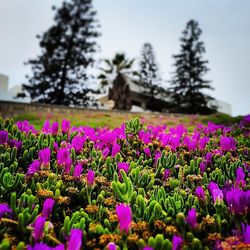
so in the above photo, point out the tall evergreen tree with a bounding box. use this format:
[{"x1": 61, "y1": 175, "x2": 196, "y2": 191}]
[
  {"x1": 18, "y1": 0, "x2": 100, "y2": 106},
  {"x1": 170, "y1": 20, "x2": 217, "y2": 114},
  {"x1": 138, "y1": 43, "x2": 162, "y2": 99}
]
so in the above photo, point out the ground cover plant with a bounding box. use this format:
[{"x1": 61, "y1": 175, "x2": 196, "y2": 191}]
[{"x1": 0, "y1": 115, "x2": 249, "y2": 249}]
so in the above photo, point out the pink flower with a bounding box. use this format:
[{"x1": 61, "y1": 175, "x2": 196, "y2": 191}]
[
  {"x1": 111, "y1": 142, "x2": 120, "y2": 157},
  {"x1": 117, "y1": 162, "x2": 130, "y2": 174},
  {"x1": 68, "y1": 228, "x2": 82, "y2": 250},
  {"x1": 116, "y1": 203, "x2": 132, "y2": 234},
  {"x1": 73, "y1": 163, "x2": 83, "y2": 178},
  {"x1": 33, "y1": 215, "x2": 46, "y2": 242},
  {"x1": 186, "y1": 208, "x2": 197, "y2": 228},
  {"x1": 61, "y1": 119, "x2": 70, "y2": 133},
  {"x1": 107, "y1": 242, "x2": 117, "y2": 250},
  {"x1": 143, "y1": 147, "x2": 151, "y2": 157},
  {"x1": 39, "y1": 148, "x2": 51, "y2": 169},
  {"x1": 87, "y1": 170, "x2": 95, "y2": 186},
  {"x1": 0, "y1": 203, "x2": 12, "y2": 218},
  {"x1": 42, "y1": 198, "x2": 55, "y2": 219}
]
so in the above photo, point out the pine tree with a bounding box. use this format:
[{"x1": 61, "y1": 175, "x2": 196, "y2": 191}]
[
  {"x1": 138, "y1": 43, "x2": 162, "y2": 99},
  {"x1": 170, "y1": 20, "x2": 217, "y2": 114},
  {"x1": 18, "y1": 0, "x2": 100, "y2": 106}
]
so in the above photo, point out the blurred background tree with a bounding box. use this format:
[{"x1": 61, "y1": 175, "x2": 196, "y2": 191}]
[
  {"x1": 169, "y1": 20, "x2": 217, "y2": 114},
  {"x1": 18, "y1": 0, "x2": 100, "y2": 106},
  {"x1": 138, "y1": 42, "x2": 169, "y2": 111}
]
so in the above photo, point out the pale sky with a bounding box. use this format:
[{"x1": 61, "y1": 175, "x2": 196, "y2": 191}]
[{"x1": 0, "y1": 0, "x2": 249, "y2": 116}]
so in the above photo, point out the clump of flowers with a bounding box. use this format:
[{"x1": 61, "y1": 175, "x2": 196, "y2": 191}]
[{"x1": 0, "y1": 115, "x2": 249, "y2": 249}]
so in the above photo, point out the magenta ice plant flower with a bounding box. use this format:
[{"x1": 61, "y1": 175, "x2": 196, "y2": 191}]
[
  {"x1": 116, "y1": 203, "x2": 132, "y2": 234},
  {"x1": 27, "y1": 160, "x2": 41, "y2": 177},
  {"x1": 42, "y1": 120, "x2": 50, "y2": 133},
  {"x1": 235, "y1": 167, "x2": 246, "y2": 188},
  {"x1": 199, "y1": 162, "x2": 206, "y2": 174},
  {"x1": 0, "y1": 203, "x2": 12, "y2": 219},
  {"x1": 143, "y1": 147, "x2": 151, "y2": 157},
  {"x1": 61, "y1": 119, "x2": 70, "y2": 133},
  {"x1": 226, "y1": 188, "x2": 247, "y2": 215},
  {"x1": 87, "y1": 169, "x2": 95, "y2": 186},
  {"x1": 107, "y1": 242, "x2": 117, "y2": 250},
  {"x1": 111, "y1": 142, "x2": 120, "y2": 157},
  {"x1": 143, "y1": 247, "x2": 154, "y2": 250},
  {"x1": 186, "y1": 208, "x2": 197, "y2": 228},
  {"x1": 163, "y1": 169, "x2": 171, "y2": 181},
  {"x1": 73, "y1": 163, "x2": 83, "y2": 178},
  {"x1": 242, "y1": 223, "x2": 250, "y2": 244},
  {"x1": 39, "y1": 148, "x2": 51, "y2": 169},
  {"x1": 57, "y1": 148, "x2": 70, "y2": 167},
  {"x1": 220, "y1": 136, "x2": 236, "y2": 152},
  {"x1": 71, "y1": 136, "x2": 85, "y2": 153},
  {"x1": 33, "y1": 215, "x2": 46, "y2": 242},
  {"x1": 0, "y1": 130, "x2": 8, "y2": 145},
  {"x1": 195, "y1": 187, "x2": 205, "y2": 201},
  {"x1": 68, "y1": 228, "x2": 82, "y2": 250},
  {"x1": 117, "y1": 162, "x2": 130, "y2": 174},
  {"x1": 172, "y1": 235, "x2": 183, "y2": 250},
  {"x1": 51, "y1": 122, "x2": 59, "y2": 135},
  {"x1": 42, "y1": 198, "x2": 55, "y2": 219}
]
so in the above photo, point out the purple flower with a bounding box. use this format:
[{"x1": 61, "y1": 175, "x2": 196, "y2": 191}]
[
  {"x1": 235, "y1": 167, "x2": 246, "y2": 188},
  {"x1": 199, "y1": 162, "x2": 206, "y2": 174},
  {"x1": 117, "y1": 162, "x2": 130, "y2": 174},
  {"x1": 107, "y1": 242, "x2": 117, "y2": 250},
  {"x1": 163, "y1": 169, "x2": 171, "y2": 181},
  {"x1": 64, "y1": 158, "x2": 72, "y2": 174},
  {"x1": 42, "y1": 198, "x2": 55, "y2": 219},
  {"x1": 73, "y1": 163, "x2": 83, "y2": 178},
  {"x1": 111, "y1": 142, "x2": 120, "y2": 157},
  {"x1": 242, "y1": 223, "x2": 250, "y2": 244},
  {"x1": 144, "y1": 147, "x2": 151, "y2": 157},
  {"x1": 27, "y1": 160, "x2": 41, "y2": 177},
  {"x1": 195, "y1": 187, "x2": 205, "y2": 201},
  {"x1": 243, "y1": 115, "x2": 250, "y2": 125},
  {"x1": 172, "y1": 235, "x2": 183, "y2": 250},
  {"x1": 71, "y1": 136, "x2": 85, "y2": 153},
  {"x1": 42, "y1": 120, "x2": 50, "y2": 133},
  {"x1": 39, "y1": 148, "x2": 51, "y2": 169},
  {"x1": 199, "y1": 137, "x2": 210, "y2": 150},
  {"x1": 226, "y1": 188, "x2": 246, "y2": 214},
  {"x1": 57, "y1": 148, "x2": 70, "y2": 167},
  {"x1": 212, "y1": 189, "x2": 224, "y2": 205},
  {"x1": 0, "y1": 203, "x2": 12, "y2": 218},
  {"x1": 51, "y1": 122, "x2": 59, "y2": 135},
  {"x1": 186, "y1": 208, "x2": 197, "y2": 228},
  {"x1": 208, "y1": 182, "x2": 219, "y2": 194},
  {"x1": 143, "y1": 247, "x2": 154, "y2": 250},
  {"x1": 68, "y1": 228, "x2": 82, "y2": 250},
  {"x1": 33, "y1": 215, "x2": 46, "y2": 242},
  {"x1": 116, "y1": 203, "x2": 132, "y2": 234},
  {"x1": 61, "y1": 119, "x2": 70, "y2": 133},
  {"x1": 220, "y1": 136, "x2": 236, "y2": 152},
  {"x1": 102, "y1": 146, "x2": 110, "y2": 158},
  {"x1": 205, "y1": 152, "x2": 213, "y2": 163},
  {"x1": 9, "y1": 139, "x2": 22, "y2": 150},
  {"x1": 87, "y1": 170, "x2": 95, "y2": 186},
  {"x1": 0, "y1": 130, "x2": 8, "y2": 145}
]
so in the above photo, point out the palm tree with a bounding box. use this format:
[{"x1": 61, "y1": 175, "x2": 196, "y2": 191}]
[
  {"x1": 98, "y1": 53, "x2": 136, "y2": 89},
  {"x1": 97, "y1": 53, "x2": 138, "y2": 110}
]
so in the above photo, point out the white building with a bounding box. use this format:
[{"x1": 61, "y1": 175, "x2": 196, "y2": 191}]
[{"x1": 0, "y1": 73, "x2": 30, "y2": 103}]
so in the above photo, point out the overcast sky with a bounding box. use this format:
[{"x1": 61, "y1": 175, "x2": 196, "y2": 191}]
[{"x1": 0, "y1": 0, "x2": 249, "y2": 116}]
